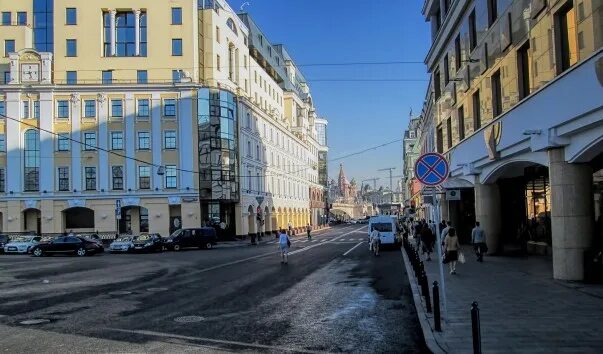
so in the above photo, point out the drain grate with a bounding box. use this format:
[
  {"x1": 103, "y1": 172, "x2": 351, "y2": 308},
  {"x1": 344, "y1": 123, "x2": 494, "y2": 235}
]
[
  {"x1": 108, "y1": 291, "x2": 133, "y2": 296},
  {"x1": 20, "y1": 319, "x2": 50, "y2": 325},
  {"x1": 174, "y1": 315, "x2": 205, "y2": 323}
]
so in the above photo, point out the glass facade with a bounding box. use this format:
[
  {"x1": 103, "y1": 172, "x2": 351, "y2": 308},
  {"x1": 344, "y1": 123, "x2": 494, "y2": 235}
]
[
  {"x1": 24, "y1": 129, "x2": 40, "y2": 192},
  {"x1": 33, "y1": 0, "x2": 54, "y2": 52},
  {"x1": 198, "y1": 88, "x2": 239, "y2": 236}
]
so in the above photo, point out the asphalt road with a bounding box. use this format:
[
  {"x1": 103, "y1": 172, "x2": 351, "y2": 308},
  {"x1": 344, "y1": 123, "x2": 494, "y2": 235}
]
[{"x1": 0, "y1": 225, "x2": 428, "y2": 353}]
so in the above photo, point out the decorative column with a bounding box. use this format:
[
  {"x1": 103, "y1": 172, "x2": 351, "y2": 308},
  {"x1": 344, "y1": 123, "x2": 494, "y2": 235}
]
[
  {"x1": 474, "y1": 181, "x2": 502, "y2": 254},
  {"x1": 134, "y1": 9, "x2": 141, "y2": 56},
  {"x1": 549, "y1": 148, "x2": 594, "y2": 281},
  {"x1": 109, "y1": 9, "x2": 117, "y2": 56}
]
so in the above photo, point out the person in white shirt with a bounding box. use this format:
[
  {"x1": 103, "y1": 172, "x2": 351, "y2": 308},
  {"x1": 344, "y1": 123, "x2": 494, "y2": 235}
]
[
  {"x1": 370, "y1": 229, "x2": 381, "y2": 256},
  {"x1": 369, "y1": 229, "x2": 379, "y2": 251},
  {"x1": 278, "y1": 229, "x2": 291, "y2": 264}
]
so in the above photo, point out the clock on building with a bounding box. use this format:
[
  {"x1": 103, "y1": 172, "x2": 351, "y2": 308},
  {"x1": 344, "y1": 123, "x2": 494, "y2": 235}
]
[{"x1": 20, "y1": 63, "x2": 40, "y2": 82}]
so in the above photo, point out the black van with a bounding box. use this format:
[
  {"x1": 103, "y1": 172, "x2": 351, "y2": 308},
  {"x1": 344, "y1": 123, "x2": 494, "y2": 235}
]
[{"x1": 164, "y1": 228, "x2": 217, "y2": 251}]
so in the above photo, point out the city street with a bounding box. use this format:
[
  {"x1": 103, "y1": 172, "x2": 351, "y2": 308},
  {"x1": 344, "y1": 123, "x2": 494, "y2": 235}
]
[{"x1": 0, "y1": 225, "x2": 428, "y2": 353}]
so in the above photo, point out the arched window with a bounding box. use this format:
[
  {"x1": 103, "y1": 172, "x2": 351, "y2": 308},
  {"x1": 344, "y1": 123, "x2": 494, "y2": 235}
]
[
  {"x1": 226, "y1": 18, "x2": 237, "y2": 35},
  {"x1": 24, "y1": 129, "x2": 40, "y2": 191}
]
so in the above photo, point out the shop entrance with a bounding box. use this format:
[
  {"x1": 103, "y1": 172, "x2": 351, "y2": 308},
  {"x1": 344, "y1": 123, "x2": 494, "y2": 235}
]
[{"x1": 119, "y1": 206, "x2": 149, "y2": 235}]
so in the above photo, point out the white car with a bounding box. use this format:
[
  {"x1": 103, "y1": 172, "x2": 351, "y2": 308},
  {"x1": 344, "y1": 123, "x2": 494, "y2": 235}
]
[
  {"x1": 4, "y1": 235, "x2": 42, "y2": 254},
  {"x1": 109, "y1": 236, "x2": 137, "y2": 253}
]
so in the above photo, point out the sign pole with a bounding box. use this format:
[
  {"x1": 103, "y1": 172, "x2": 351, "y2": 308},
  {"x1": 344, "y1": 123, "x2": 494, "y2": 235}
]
[{"x1": 433, "y1": 189, "x2": 448, "y2": 320}]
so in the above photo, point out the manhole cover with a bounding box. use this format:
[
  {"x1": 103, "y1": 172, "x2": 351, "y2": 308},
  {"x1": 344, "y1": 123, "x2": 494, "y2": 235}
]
[
  {"x1": 108, "y1": 291, "x2": 132, "y2": 296},
  {"x1": 147, "y1": 287, "x2": 168, "y2": 292},
  {"x1": 20, "y1": 319, "x2": 50, "y2": 325},
  {"x1": 174, "y1": 315, "x2": 205, "y2": 323}
]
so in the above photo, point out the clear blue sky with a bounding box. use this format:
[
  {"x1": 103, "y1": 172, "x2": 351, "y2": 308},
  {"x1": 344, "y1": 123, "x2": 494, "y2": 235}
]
[{"x1": 228, "y1": 0, "x2": 430, "y2": 188}]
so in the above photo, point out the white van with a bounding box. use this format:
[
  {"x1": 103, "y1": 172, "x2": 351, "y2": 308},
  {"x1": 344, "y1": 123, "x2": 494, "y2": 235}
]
[{"x1": 368, "y1": 215, "x2": 398, "y2": 246}]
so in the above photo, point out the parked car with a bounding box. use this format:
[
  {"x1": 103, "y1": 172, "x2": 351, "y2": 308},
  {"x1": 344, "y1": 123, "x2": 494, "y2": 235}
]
[
  {"x1": 0, "y1": 234, "x2": 11, "y2": 252},
  {"x1": 164, "y1": 228, "x2": 217, "y2": 251},
  {"x1": 4, "y1": 235, "x2": 42, "y2": 254},
  {"x1": 131, "y1": 233, "x2": 163, "y2": 252},
  {"x1": 30, "y1": 236, "x2": 104, "y2": 257},
  {"x1": 87, "y1": 234, "x2": 104, "y2": 247},
  {"x1": 109, "y1": 236, "x2": 137, "y2": 253}
]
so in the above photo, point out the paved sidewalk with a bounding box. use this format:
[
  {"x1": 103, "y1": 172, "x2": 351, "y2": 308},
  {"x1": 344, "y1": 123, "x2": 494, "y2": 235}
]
[{"x1": 405, "y1": 239, "x2": 603, "y2": 354}]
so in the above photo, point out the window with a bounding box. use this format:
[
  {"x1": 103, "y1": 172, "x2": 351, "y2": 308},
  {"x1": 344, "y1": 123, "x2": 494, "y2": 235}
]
[
  {"x1": 454, "y1": 35, "x2": 461, "y2": 71},
  {"x1": 57, "y1": 100, "x2": 69, "y2": 119},
  {"x1": 137, "y1": 70, "x2": 148, "y2": 84},
  {"x1": 33, "y1": 101, "x2": 40, "y2": 118},
  {"x1": 22, "y1": 101, "x2": 30, "y2": 119},
  {"x1": 137, "y1": 132, "x2": 150, "y2": 150},
  {"x1": 84, "y1": 100, "x2": 96, "y2": 118},
  {"x1": 24, "y1": 129, "x2": 40, "y2": 192},
  {"x1": 472, "y1": 90, "x2": 481, "y2": 131},
  {"x1": 172, "y1": 39, "x2": 182, "y2": 56},
  {"x1": 0, "y1": 169, "x2": 4, "y2": 192},
  {"x1": 85, "y1": 167, "x2": 96, "y2": 190},
  {"x1": 216, "y1": 54, "x2": 221, "y2": 71},
  {"x1": 137, "y1": 99, "x2": 150, "y2": 117},
  {"x1": 256, "y1": 145, "x2": 260, "y2": 161},
  {"x1": 103, "y1": 12, "x2": 111, "y2": 56},
  {"x1": 139, "y1": 12, "x2": 147, "y2": 56},
  {"x1": 116, "y1": 11, "x2": 136, "y2": 56},
  {"x1": 111, "y1": 99, "x2": 123, "y2": 117},
  {"x1": 111, "y1": 132, "x2": 124, "y2": 150},
  {"x1": 17, "y1": 12, "x2": 27, "y2": 25},
  {"x1": 517, "y1": 42, "x2": 532, "y2": 100},
  {"x1": 247, "y1": 141, "x2": 251, "y2": 156},
  {"x1": 66, "y1": 39, "x2": 77, "y2": 56},
  {"x1": 487, "y1": 0, "x2": 498, "y2": 27},
  {"x1": 226, "y1": 18, "x2": 237, "y2": 35},
  {"x1": 165, "y1": 165, "x2": 177, "y2": 189},
  {"x1": 216, "y1": 26, "x2": 220, "y2": 43},
  {"x1": 469, "y1": 9, "x2": 477, "y2": 51},
  {"x1": 163, "y1": 99, "x2": 176, "y2": 117},
  {"x1": 446, "y1": 118, "x2": 452, "y2": 149},
  {"x1": 556, "y1": 3, "x2": 578, "y2": 72},
  {"x1": 3, "y1": 72, "x2": 9, "y2": 84},
  {"x1": 0, "y1": 133, "x2": 5, "y2": 152},
  {"x1": 112, "y1": 166, "x2": 124, "y2": 190},
  {"x1": 4, "y1": 40, "x2": 15, "y2": 56},
  {"x1": 434, "y1": 70, "x2": 441, "y2": 100},
  {"x1": 443, "y1": 54, "x2": 450, "y2": 85},
  {"x1": 172, "y1": 70, "x2": 181, "y2": 83},
  {"x1": 66, "y1": 71, "x2": 77, "y2": 84},
  {"x1": 491, "y1": 70, "x2": 502, "y2": 117},
  {"x1": 66, "y1": 8, "x2": 76, "y2": 25},
  {"x1": 102, "y1": 70, "x2": 113, "y2": 84},
  {"x1": 57, "y1": 133, "x2": 70, "y2": 151},
  {"x1": 58, "y1": 167, "x2": 69, "y2": 191},
  {"x1": 2, "y1": 12, "x2": 10, "y2": 25},
  {"x1": 83, "y1": 132, "x2": 96, "y2": 150},
  {"x1": 171, "y1": 8, "x2": 182, "y2": 25},
  {"x1": 164, "y1": 131, "x2": 177, "y2": 149},
  {"x1": 458, "y1": 105, "x2": 465, "y2": 140},
  {"x1": 246, "y1": 113, "x2": 251, "y2": 128},
  {"x1": 138, "y1": 166, "x2": 151, "y2": 189}
]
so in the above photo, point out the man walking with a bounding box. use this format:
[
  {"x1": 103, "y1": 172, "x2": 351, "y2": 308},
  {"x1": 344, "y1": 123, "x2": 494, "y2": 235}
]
[
  {"x1": 306, "y1": 223, "x2": 312, "y2": 240},
  {"x1": 471, "y1": 221, "x2": 487, "y2": 262}
]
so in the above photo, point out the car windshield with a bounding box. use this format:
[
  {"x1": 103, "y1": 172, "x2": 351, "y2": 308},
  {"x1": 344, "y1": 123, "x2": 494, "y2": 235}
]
[
  {"x1": 169, "y1": 229, "x2": 183, "y2": 238},
  {"x1": 115, "y1": 237, "x2": 132, "y2": 242},
  {"x1": 137, "y1": 234, "x2": 151, "y2": 241},
  {"x1": 10, "y1": 236, "x2": 33, "y2": 242},
  {"x1": 372, "y1": 223, "x2": 393, "y2": 232}
]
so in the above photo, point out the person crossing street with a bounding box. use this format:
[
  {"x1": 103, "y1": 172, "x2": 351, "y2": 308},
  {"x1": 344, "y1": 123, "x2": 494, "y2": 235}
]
[{"x1": 306, "y1": 223, "x2": 312, "y2": 240}]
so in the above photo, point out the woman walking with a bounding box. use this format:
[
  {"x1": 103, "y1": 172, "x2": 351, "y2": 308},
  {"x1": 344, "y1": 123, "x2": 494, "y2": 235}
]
[
  {"x1": 444, "y1": 227, "x2": 461, "y2": 274},
  {"x1": 278, "y1": 229, "x2": 291, "y2": 264}
]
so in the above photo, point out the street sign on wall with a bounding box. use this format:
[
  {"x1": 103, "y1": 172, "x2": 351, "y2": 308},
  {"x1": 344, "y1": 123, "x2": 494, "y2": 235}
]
[{"x1": 414, "y1": 152, "x2": 449, "y2": 187}]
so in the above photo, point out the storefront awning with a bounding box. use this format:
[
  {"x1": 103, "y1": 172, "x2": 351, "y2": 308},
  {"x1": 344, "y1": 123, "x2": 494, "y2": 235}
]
[{"x1": 441, "y1": 178, "x2": 474, "y2": 189}]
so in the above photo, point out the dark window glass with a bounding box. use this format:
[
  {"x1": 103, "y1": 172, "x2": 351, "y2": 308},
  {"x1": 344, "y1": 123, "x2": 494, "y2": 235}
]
[
  {"x1": 58, "y1": 167, "x2": 69, "y2": 191},
  {"x1": 488, "y1": 0, "x2": 498, "y2": 27},
  {"x1": 33, "y1": 0, "x2": 54, "y2": 52},
  {"x1": 17, "y1": 12, "x2": 27, "y2": 25},
  {"x1": 33, "y1": 101, "x2": 40, "y2": 118},
  {"x1": 0, "y1": 168, "x2": 5, "y2": 192},
  {"x1": 137, "y1": 132, "x2": 150, "y2": 150},
  {"x1": 137, "y1": 99, "x2": 150, "y2": 117},
  {"x1": 454, "y1": 35, "x2": 461, "y2": 71},
  {"x1": 4, "y1": 40, "x2": 15, "y2": 56},
  {"x1": 111, "y1": 100, "x2": 123, "y2": 117},
  {"x1": 57, "y1": 133, "x2": 70, "y2": 151},
  {"x1": 65, "y1": 8, "x2": 76, "y2": 25},
  {"x1": 164, "y1": 131, "x2": 177, "y2": 149},
  {"x1": 83, "y1": 132, "x2": 96, "y2": 150},
  {"x1": 112, "y1": 166, "x2": 124, "y2": 190},
  {"x1": 165, "y1": 165, "x2": 177, "y2": 188},
  {"x1": 556, "y1": 4, "x2": 578, "y2": 72},
  {"x1": 164, "y1": 99, "x2": 176, "y2": 117},
  {"x1": 3, "y1": 72, "x2": 10, "y2": 83},
  {"x1": 172, "y1": 8, "x2": 182, "y2": 25},
  {"x1": 458, "y1": 105, "x2": 465, "y2": 140},
  {"x1": 57, "y1": 100, "x2": 69, "y2": 118},
  {"x1": 139, "y1": 13, "x2": 147, "y2": 56},
  {"x1": 84, "y1": 100, "x2": 95, "y2": 117},
  {"x1": 111, "y1": 132, "x2": 124, "y2": 150},
  {"x1": 2, "y1": 12, "x2": 10, "y2": 25},
  {"x1": 172, "y1": 39, "x2": 182, "y2": 56},
  {"x1": 85, "y1": 167, "x2": 96, "y2": 190},
  {"x1": 0, "y1": 100, "x2": 4, "y2": 115},
  {"x1": 443, "y1": 55, "x2": 450, "y2": 85},
  {"x1": 491, "y1": 70, "x2": 502, "y2": 117},
  {"x1": 434, "y1": 70, "x2": 441, "y2": 100},
  {"x1": 436, "y1": 125, "x2": 444, "y2": 153},
  {"x1": 517, "y1": 42, "x2": 531, "y2": 100},
  {"x1": 172, "y1": 70, "x2": 181, "y2": 83},
  {"x1": 138, "y1": 166, "x2": 150, "y2": 189},
  {"x1": 116, "y1": 11, "x2": 136, "y2": 56},
  {"x1": 66, "y1": 71, "x2": 77, "y2": 84},
  {"x1": 469, "y1": 9, "x2": 477, "y2": 51},
  {"x1": 137, "y1": 70, "x2": 148, "y2": 84},
  {"x1": 103, "y1": 12, "x2": 110, "y2": 56},
  {"x1": 66, "y1": 39, "x2": 77, "y2": 56},
  {"x1": 102, "y1": 70, "x2": 112, "y2": 84},
  {"x1": 24, "y1": 129, "x2": 40, "y2": 192},
  {"x1": 446, "y1": 118, "x2": 452, "y2": 149}
]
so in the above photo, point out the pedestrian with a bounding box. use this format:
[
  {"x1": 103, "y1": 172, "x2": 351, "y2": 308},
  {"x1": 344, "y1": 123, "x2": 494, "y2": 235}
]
[
  {"x1": 414, "y1": 221, "x2": 423, "y2": 249},
  {"x1": 471, "y1": 221, "x2": 487, "y2": 262},
  {"x1": 421, "y1": 224, "x2": 435, "y2": 261},
  {"x1": 278, "y1": 229, "x2": 291, "y2": 264},
  {"x1": 369, "y1": 227, "x2": 379, "y2": 251},
  {"x1": 288, "y1": 222, "x2": 292, "y2": 235},
  {"x1": 441, "y1": 221, "x2": 451, "y2": 252},
  {"x1": 428, "y1": 220, "x2": 436, "y2": 234},
  {"x1": 444, "y1": 227, "x2": 461, "y2": 274},
  {"x1": 306, "y1": 223, "x2": 312, "y2": 240},
  {"x1": 370, "y1": 229, "x2": 381, "y2": 256}
]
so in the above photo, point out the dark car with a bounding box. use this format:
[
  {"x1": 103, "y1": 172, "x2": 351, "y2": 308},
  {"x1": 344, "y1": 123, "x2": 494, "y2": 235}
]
[
  {"x1": 131, "y1": 233, "x2": 164, "y2": 252},
  {"x1": 30, "y1": 236, "x2": 104, "y2": 257},
  {"x1": 164, "y1": 228, "x2": 217, "y2": 251},
  {"x1": 0, "y1": 235, "x2": 10, "y2": 252}
]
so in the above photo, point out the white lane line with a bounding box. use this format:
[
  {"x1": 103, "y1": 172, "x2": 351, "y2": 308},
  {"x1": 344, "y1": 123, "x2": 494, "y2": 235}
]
[
  {"x1": 288, "y1": 226, "x2": 365, "y2": 256},
  {"x1": 106, "y1": 328, "x2": 325, "y2": 354},
  {"x1": 343, "y1": 242, "x2": 365, "y2": 256}
]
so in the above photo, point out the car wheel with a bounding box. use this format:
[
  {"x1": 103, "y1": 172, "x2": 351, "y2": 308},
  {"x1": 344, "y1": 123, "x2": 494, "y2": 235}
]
[
  {"x1": 173, "y1": 244, "x2": 181, "y2": 251},
  {"x1": 76, "y1": 247, "x2": 87, "y2": 257},
  {"x1": 205, "y1": 242, "x2": 213, "y2": 250},
  {"x1": 33, "y1": 248, "x2": 43, "y2": 257}
]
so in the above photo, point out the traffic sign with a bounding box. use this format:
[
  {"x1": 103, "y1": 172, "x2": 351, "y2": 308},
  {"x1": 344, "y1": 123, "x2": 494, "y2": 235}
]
[{"x1": 414, "y1": 152, "x2": 449, "y2": 186}]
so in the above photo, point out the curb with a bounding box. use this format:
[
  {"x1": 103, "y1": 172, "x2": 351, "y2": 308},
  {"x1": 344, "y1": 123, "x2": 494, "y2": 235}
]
[{"x1": 401, "y1": 248, "x2": 449, "y2": 354}]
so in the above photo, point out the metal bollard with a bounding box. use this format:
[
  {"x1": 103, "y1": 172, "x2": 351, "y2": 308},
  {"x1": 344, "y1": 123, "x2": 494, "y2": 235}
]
[
  {"x1": 421, "y1": 271, "x2": 432, "y2": 313},
  {"x1": 433, "y1": 281, "x2": 441, "y2": 332},
  {"x1": 471, "y1": 301, "x2": 482, "y2": 354}
]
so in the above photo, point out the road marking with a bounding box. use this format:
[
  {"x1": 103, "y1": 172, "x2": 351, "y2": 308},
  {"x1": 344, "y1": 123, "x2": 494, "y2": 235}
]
[
  {"x1": 288, "y1": 226, "x2": 365, "y2": 256},
  {"x1": 106, "y1": 328, "x2": 327, "y2": 354},
  {"x1": 343, "y1": 242, "x2": 364, "y2": 256}
]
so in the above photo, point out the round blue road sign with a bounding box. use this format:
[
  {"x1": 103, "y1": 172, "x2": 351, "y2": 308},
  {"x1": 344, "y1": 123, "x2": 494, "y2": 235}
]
[{"x1": 414, "y1": 152, "x2": 449, "y2": 186}]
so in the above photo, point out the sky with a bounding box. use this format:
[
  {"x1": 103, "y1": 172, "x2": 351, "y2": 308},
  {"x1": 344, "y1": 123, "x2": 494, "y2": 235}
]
[{"x1": 228, "y1": 0, "x2": 431, "y2": 189}]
